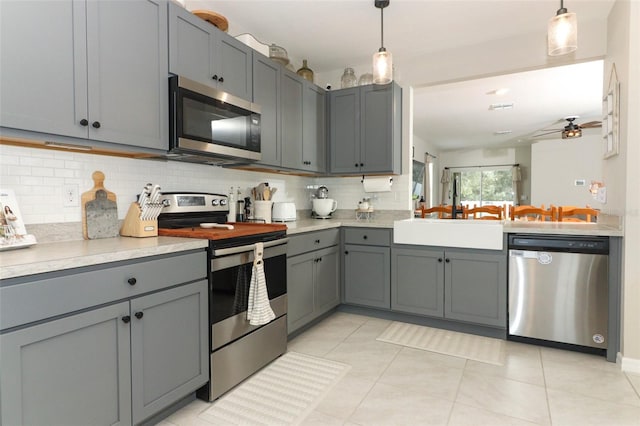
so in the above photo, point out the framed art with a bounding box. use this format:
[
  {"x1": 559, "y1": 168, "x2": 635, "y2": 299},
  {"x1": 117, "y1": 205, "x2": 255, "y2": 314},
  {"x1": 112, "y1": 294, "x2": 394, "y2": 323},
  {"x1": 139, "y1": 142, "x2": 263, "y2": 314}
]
[
  {"x1": 0, "y1": 189, "x2": 37, "y2": 251},
  {"x1": 603, "y1": 64, "x2": 620, "y2": 159}
]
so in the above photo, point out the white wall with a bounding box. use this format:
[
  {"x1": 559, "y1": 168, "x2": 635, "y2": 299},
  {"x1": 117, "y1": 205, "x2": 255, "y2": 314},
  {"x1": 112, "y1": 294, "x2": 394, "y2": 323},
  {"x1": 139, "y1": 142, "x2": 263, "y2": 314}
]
[{"x1": 530, "y1": 134, "x2": 602, "y2": 207}]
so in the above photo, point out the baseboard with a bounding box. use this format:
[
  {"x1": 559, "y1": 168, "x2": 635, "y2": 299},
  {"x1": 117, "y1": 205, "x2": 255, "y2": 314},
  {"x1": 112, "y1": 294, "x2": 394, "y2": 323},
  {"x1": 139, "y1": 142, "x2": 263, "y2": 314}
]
[{"x1": 620, "y1": 355, "x2": 640, "y2": 374}]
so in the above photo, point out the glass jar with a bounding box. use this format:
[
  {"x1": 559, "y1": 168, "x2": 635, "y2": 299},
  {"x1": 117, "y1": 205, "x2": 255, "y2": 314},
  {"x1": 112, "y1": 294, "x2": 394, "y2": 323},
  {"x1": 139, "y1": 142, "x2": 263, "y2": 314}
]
[
  {"x1": 358, "y1": 73, "x2": 373, "y2": 86},
  {"x1": 296, "y1": 59, "x2": 314, "y2": 83},
  {"x1": 340, "y1": 67, "x2": 357, "y2": 88}
]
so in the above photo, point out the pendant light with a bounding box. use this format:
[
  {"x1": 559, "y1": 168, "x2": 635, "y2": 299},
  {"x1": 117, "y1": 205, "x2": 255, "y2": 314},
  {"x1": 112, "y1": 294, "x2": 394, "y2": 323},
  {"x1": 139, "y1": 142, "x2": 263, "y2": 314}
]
[
  {"x1": 548, "y1": 0, "x2": 577, "y2": 56},
  {"x1": 373, "y1": 0, "x2": 392, "y2": 84}
]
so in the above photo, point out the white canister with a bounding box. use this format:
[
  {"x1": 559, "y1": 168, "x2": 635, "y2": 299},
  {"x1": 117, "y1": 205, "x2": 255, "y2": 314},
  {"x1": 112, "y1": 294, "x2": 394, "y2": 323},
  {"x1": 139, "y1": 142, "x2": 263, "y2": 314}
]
[{"x1": 253, "y1": 200, "x2": 273, "y2": 223}]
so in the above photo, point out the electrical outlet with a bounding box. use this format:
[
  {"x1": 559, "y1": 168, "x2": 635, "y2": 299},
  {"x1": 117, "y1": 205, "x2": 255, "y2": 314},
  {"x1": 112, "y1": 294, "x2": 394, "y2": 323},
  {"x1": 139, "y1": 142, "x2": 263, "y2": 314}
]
[{"x1": 63, "y1": 184, "x2": 79, "y2": 207}]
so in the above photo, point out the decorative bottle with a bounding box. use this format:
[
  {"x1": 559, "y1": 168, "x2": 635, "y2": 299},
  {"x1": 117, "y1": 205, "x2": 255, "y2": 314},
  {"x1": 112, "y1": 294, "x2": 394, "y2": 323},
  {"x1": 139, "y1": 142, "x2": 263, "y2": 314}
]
[
  {"x1": 340, "y1": 67, "x2": 357, "y2": 88},
  {"x1": 296, "y1": 59, "x2": 314, "y2": 82}
]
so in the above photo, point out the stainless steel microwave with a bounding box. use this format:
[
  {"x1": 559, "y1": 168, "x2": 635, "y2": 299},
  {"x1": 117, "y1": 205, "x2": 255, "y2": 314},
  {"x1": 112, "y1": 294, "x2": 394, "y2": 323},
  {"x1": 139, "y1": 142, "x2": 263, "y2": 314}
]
[{"x1": 168, "y1": 76, "x2": 261, "y2": 165}]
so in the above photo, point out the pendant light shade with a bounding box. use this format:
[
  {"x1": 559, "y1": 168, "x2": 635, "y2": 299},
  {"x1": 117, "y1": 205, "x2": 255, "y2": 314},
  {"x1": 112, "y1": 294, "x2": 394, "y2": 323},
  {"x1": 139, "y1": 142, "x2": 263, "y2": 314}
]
[
  {"x1": 548, "y1": 0, "x2": 577, "y2": 56},
  {"x1": 373, "y1": 0, "x2": 392, "y2": 84}
]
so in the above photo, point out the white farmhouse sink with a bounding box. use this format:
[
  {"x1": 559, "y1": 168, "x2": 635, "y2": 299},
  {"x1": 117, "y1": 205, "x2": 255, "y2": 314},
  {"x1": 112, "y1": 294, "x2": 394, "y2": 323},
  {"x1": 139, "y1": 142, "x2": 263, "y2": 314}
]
[{"x1": 394, "y1": 218, "x2": 504, "y2": 250}]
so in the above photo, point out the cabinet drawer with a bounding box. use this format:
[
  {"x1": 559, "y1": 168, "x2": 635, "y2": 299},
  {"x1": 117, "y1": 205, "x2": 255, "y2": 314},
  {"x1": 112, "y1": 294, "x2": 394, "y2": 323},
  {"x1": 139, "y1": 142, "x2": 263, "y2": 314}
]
[
  {"x1": 344, "y1": 228, "x2": 391, "y2": 246},
  {"x1": 287, "y1": 228, "x2": 339, "y2": 257},
  {"x1": 0, "y1": 250, "x2": 206, "y2": 331}
]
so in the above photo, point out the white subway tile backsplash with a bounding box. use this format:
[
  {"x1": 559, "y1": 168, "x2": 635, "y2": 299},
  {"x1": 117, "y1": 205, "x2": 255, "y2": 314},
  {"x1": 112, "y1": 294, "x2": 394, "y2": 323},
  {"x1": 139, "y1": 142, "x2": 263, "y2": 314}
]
[{"x1": 1, "y1": 145, "x2": 411, "y2": 225}]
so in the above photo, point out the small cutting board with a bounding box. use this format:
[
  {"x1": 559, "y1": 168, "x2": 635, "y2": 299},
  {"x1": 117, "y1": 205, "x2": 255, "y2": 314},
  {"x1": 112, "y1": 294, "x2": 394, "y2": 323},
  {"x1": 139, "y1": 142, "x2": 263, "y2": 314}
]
[{"x1": 81, "y1": 171, "x2": 118, "y2": 239}]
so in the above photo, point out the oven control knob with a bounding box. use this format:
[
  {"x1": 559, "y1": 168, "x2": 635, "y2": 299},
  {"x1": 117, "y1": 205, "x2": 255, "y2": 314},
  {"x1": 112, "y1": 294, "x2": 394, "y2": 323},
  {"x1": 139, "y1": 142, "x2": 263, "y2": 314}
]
[
  {"x1": 220, "y1": 199, "x2": 228, "y2": 206},
  {"x1": 211, "y1": 199, "x2": 219, "y2": 206},
  {"x1": 162, "y1": 199, "x2": 170, "y2": 207}
]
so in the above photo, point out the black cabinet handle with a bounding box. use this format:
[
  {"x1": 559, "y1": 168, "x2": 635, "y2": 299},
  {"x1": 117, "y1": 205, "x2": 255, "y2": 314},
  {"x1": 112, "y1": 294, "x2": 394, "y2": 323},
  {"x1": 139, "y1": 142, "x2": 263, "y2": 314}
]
[
  {"x1": 212, "y1": 75, "x2": 218, "y2": 81},
  {"x1": 218, "y1": 76, "x2": 224, "y2": 83},
  {"x1": 360, "y1": 163, "x2": 364, "y2": 167},
  {"x1": 134, "y1": 311, "x2": 144, "y2": 319},
  {"x1": 445, "y1": 258, "x2": 450, "y2": 263},
  {"x1": 127, "y1": 277, "x2": 137, "y2": 286},
  {"x1": 363, "y1": 235, "x2": 368, "y2": 240},
  {"x1": 344, "y1": 251, "x2": 349, "y2": 255},
  {"x1": 314, "y1": 239, "x2": 320, "y2": 244},
  {"x1": 92, "y1": 121, "x2": 101, "y2": 129},
  {"x1": 354, "y1": 163, "x2": 359, "y2": 167},
  {"x1": 80, "y1": 119, "x2": 89, "y2": 126},
  {"x1": 122, "y1": 315, "x2": 131, "y2": 324},
  {"x1": 438, "y1": 258, "x2": 443, "y2": 262},
  {"x1": 318, "y1": 257, "x2": 322, "y2": 262}
]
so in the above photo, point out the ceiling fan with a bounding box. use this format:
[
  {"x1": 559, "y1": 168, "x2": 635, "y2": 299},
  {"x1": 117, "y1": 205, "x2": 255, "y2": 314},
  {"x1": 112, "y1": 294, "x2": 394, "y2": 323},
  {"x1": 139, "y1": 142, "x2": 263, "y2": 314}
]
[{"x1": 534, "y1": 116, "x2": 602, "y2": 139}]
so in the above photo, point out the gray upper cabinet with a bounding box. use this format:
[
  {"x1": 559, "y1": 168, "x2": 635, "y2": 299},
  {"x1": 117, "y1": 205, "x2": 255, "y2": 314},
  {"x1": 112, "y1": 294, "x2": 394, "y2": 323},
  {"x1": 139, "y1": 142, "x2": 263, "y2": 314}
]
[
  {"x1": 391, "y1": 246, "x2": 507, "y2": 328},
  {"x1": 0, "y1": 0, "x2": 169, "y2": 151},
  {"x1": 253, "y1": 54, "x2": 281, "y2": 166},
  {"x1": 302, "y1": 82, "x2": 327, "y2": 173},
  {"x1": 169, "y1": 2, "x2": 252, "y2": 100},
  {"x1": 280, "y1": 70, "x2": 304, "y2": 170},
  {"x1": 328, "y1": 83, "x2": 402, "y2": 175}
]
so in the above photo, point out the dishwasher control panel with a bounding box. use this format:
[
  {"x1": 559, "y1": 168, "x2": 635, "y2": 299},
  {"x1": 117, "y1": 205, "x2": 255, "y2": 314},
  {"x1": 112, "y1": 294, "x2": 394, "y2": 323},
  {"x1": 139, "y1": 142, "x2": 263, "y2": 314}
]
[{"x1": 508, "y1": 235, "x2": 609, "y2": 254}]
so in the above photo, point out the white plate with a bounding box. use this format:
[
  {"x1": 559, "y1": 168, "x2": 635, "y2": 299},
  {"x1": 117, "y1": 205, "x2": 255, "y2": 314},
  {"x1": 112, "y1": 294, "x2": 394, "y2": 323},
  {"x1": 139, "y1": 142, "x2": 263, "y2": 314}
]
[{"x1": 200, "y1": 223, "x2": 234, "y2": 230}]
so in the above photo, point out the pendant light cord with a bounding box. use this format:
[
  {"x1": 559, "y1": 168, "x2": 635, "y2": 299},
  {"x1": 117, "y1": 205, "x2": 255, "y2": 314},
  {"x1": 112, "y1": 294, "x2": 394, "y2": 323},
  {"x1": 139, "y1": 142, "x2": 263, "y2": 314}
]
[{"x1": 380, "y1": 6, "x2": 385, "y2": 50}]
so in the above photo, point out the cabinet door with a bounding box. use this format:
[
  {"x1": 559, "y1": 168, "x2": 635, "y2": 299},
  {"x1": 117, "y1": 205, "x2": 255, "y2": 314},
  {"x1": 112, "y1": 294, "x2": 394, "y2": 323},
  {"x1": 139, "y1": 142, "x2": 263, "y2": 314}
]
[
  {"x1": 287, "y1": 251, "x2": 316, "y2": 334},
  {"x1": 360, "y1": 84, "x2": 394, "y2": 173},
  {"x1": 168, "y1": 2, "x2": 215, "y2": 85},
  {"x1": 391, "y1": 247, "x2": 444, "y2": 317},
  {"x1": 253, "y1": 54, "x2": 281, "y2": 166},
  {"x1": 444, "y1": 250, "x2": 507, "y2": 327},
  {"x1": 86, "y1": 0, "x2": 168, "y2": 150},
  {"x1": 130, "y1": 280, "x2": 208, "y2": 424},
  {"x1": 215, "y1": 32, "x2": 253, "y2": 100},
  {"x1": 0, "y1": 302, "x2": 131, "y2": 426},
  {"x1": 329, "y1": 87, "x2": 360, "y2": 173},
  {"x1": 0, "y1": 0, "x2": 88, "y2": 138},
  {"x1": 344, "y1": 244, "x2": 391, "y2": 309},
  {"x1": 303, "y1": 82, "x2": 326, "y2": 173},
  {"x1": 280, "y1": 71, "x2": 304, "y2": 170},
  {"x1": 315, "y1": 246, "x2": 340, "y2": 314}
]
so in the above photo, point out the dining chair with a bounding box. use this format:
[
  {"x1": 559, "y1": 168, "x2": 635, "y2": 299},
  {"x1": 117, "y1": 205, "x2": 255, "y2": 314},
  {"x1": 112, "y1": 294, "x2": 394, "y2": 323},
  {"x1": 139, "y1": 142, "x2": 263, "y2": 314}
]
[
  {"x1": 420, "y1": 205, "x2": 467, "y2": 219},
  {"x1": 466, "y1": 204, "x2": 504, "y2": 220},
  {"x1": 510, "y1": 205, "x2": 556, "y2": 221},
  {"x1": 557, "y1": 206, "x2": 599, "y2": 222}
]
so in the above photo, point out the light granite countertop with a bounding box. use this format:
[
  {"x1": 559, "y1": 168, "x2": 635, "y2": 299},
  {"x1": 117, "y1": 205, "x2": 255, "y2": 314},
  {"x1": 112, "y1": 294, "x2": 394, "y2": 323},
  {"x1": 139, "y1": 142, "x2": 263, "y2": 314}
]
[
  {"x1": 0, "y1": 237, "x2": 208, "y2": 280},
  {"x1": 2, "y1": 211, "x2": 622, "y2": 280}
]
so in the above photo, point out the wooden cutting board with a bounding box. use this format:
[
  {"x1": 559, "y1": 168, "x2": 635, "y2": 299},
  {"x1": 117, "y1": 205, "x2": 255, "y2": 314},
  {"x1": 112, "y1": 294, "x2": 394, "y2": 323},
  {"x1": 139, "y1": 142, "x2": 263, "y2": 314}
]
[
  {"x1": 81, "y1": 171, "x2": 118, "y2": 239},
  {"x1": 158, "y1": 223, "x2": 287, "y2": 240}
]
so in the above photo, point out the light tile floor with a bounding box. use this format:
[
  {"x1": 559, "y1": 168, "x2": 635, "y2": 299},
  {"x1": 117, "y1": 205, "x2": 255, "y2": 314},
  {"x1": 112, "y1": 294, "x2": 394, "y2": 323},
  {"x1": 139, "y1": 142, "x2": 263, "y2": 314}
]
[{"x1": 161, "y1": 312, "x2": 640, "y2": 426}]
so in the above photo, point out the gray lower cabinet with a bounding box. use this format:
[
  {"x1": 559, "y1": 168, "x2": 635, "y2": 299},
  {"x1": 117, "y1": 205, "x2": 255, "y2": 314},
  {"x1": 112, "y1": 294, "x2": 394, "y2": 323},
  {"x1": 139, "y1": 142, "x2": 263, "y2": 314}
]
[
  {"x1": 0, "y1": 251, "x2": 208, "y2": 426},
  {"x1": 328, "y1": 83, "x2": 402, "y2": 175},
  {"x1": 287, "y1": 229, "x2": 340, "y2": 334},
  {"x1": 0, "y1": 302, "x2": 132, "y2": 426},
  {"x1": 0, "y1": 0, "x2": 168, "y2": 151},
  {"x1": 343, "y1": 228, "x2": 392, "y2": 309},
  {"x1": 391, "y1": 247, "x2": 507, "y2": 327},
  {"x1": 168, "y1": 2, "x2": 252, "y2": 100}
]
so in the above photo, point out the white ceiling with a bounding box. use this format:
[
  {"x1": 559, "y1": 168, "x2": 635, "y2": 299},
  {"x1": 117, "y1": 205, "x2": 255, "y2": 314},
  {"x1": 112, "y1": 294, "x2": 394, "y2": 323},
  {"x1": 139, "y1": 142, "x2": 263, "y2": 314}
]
[{"x1": 183, "y1": 0, "x2": 615, "y2": 151}]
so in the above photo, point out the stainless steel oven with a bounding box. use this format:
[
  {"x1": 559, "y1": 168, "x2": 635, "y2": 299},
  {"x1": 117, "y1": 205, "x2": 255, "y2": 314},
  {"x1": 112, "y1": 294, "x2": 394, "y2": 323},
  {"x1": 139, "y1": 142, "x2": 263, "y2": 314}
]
[{"x1": 157, "y1": 192, "x2": 288, "y2": 401}]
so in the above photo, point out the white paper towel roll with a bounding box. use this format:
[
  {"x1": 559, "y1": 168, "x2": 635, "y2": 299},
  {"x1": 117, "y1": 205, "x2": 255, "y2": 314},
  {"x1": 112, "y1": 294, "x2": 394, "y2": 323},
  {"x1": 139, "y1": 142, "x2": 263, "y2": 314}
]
[{"x1": 362, "y1": 177, "x2": 393, "y2": 192}]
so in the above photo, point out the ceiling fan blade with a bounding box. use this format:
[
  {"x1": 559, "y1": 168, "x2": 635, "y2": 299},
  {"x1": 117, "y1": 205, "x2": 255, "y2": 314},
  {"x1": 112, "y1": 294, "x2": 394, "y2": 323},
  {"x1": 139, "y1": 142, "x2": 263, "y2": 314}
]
[
  {"x1": 580, "y1": 121, "x2": 602, "y2": 128},
  {"x1": 533, "y1": 129, "x2": 561, "y2": 137}
]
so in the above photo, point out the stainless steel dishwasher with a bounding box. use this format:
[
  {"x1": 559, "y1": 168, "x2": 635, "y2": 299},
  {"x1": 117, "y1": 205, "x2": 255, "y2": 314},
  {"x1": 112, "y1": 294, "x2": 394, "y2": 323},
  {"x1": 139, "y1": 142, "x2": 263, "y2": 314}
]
[{"x1": 508, "y1": 234, "x2": 609, "y2": 350}]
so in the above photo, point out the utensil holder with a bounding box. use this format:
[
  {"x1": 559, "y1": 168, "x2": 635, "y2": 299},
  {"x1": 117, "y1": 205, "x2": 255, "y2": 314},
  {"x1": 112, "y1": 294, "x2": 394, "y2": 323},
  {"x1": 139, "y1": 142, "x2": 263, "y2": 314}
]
[{"x1": 120, "y1": 203, "x2": 158, "y2": 237}]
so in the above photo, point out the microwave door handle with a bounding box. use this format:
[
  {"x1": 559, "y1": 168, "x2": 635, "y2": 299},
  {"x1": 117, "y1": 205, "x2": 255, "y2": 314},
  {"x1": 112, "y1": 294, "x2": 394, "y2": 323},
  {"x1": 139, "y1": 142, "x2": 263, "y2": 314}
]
[{"x1": 213, "y1": 238, "x2": 289, "y2": 257}]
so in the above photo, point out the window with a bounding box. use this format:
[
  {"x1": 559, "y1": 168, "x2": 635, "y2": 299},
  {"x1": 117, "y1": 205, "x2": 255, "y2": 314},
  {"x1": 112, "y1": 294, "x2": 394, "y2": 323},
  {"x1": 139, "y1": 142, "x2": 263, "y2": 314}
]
[{"x1": 452, "y1": 167, "x2": 514, "y2": 208}]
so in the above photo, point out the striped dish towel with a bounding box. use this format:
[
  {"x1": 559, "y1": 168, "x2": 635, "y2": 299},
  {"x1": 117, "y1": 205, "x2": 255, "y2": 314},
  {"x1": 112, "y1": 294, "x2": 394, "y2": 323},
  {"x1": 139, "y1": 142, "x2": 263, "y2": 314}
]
[{"x1": 247, "y1": 242, "x2": 276, "y2": 326}]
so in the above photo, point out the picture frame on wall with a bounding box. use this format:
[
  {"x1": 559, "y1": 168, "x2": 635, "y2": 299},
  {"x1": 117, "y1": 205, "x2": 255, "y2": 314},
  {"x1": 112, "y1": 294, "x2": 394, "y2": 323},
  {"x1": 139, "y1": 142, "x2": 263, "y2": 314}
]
[{"x1": 603, "y1": 64, "x2": 620, "y2": 159}]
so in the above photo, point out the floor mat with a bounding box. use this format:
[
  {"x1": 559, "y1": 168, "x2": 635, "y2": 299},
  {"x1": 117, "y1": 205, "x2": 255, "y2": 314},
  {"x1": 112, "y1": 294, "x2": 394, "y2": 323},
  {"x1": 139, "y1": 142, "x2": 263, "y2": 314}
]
[
  {"x1": 199, "y1": 351, "x2": 350, "y2": 425},
  {"x1": 377, "y1": 321, "x2": 505, "y2": 365}
]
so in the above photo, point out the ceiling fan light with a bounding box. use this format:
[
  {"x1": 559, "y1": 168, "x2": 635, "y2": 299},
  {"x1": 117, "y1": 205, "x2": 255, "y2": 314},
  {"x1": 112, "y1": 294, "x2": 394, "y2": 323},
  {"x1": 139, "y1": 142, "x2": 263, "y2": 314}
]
[
  {"x1": 562, "y1": 127, "x2": 582, "y2": 139},
  {"x1": 373, "y1": 49, "x2": 393, "y2": 84},
  {"x1": 548, "y1": 10, "x2": 577, "y2": 56}
]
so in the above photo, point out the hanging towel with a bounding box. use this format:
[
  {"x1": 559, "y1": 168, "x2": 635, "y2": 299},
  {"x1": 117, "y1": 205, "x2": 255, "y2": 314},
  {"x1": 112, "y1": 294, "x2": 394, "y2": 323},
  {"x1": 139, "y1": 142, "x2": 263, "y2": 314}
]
[
  {"x1": 247, "y1": 242, "x2": 276, "y2": 326},
  {"x1": 232, "y1": 263, "x2": 249, "y2": 315}
]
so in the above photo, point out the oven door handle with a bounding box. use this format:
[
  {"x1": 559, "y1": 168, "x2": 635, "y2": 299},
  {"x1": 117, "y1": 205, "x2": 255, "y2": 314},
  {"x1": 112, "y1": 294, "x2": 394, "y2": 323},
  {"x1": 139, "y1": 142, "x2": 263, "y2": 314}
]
[{"x1": 213, "y1": 238, "x2": 289, "y2": 257}]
